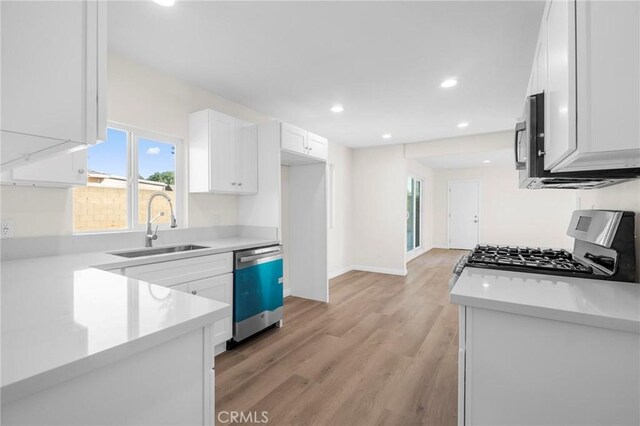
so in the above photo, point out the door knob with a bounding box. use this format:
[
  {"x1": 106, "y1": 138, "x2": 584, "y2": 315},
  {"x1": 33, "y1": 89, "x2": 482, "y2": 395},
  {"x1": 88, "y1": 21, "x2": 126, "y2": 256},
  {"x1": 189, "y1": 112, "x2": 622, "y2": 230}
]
[{"x1": 191, "y1": 290, "x2": 197, "y2": 295}]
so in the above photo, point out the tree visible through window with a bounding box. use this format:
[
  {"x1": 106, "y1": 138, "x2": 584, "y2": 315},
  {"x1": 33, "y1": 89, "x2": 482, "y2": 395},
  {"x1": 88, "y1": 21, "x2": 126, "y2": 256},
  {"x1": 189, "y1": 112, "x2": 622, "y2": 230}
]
[{"x1": 72, "y1": 127, "x2": 179, "y2": 232}]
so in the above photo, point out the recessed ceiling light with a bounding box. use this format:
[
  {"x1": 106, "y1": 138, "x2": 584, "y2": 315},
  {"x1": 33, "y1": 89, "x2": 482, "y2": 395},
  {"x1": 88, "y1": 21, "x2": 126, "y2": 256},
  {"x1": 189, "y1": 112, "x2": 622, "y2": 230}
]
[
  {"x1": 440, "y1": 78, "x2": 458, "y2": 88},
  {"x1": 483, "y1": 160, "x2": 491, "y2": 163},
  {"x1": 382, "y1": 133, "x2": 392, "y2": 139},
  {"x1": 457, "y1": 122, "x2": 470, "y2": 128},
  {"x1": 330, "y1": 105, "x2": 344, "y2": 113},
  {"x1": 153, "y1": 0, "x2": 175, "y2": 6}
]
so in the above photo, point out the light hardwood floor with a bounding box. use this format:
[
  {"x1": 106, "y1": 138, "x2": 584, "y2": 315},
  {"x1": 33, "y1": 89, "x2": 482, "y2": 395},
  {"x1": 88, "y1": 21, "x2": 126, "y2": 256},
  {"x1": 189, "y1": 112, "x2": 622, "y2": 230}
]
[{"x1": 216, "y1": 248, "x2": 466, "y2": 426}]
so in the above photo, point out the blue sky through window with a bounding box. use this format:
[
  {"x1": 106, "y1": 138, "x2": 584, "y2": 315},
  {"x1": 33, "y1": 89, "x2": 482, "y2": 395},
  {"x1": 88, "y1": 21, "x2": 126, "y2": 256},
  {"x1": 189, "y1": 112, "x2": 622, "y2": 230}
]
[
  {"x1": 87, "y1": 128, "x2": 175, "y2": 179},
  {"x1": 138, "y1": 138, "x2": 175, "y2": 180},
  {"x1": 87, "y1": 128, "x2": 127, "y2": 177}
]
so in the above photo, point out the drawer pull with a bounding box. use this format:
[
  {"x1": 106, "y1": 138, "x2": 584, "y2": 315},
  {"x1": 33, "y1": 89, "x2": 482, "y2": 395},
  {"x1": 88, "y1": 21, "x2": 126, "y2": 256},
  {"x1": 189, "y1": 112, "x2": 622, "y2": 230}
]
[{"x1": 192, "y1": 290, "x2": 198, "y2": 295}]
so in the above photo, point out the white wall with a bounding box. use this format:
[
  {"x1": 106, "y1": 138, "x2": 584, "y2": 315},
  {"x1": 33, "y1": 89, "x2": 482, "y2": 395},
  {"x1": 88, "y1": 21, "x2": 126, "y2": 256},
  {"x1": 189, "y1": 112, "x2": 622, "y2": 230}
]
[
  {"x1": 1, "y1": 53, "x2": 272, "y2": 238},
  {"x1": 405, "y1": 131, "x2": 512, "y2": 158},
  {"x1": 0, "y1": 187, "x2": 73, "y2": 237},
  {"x1": 351, "y1": 145, "x2": 407, "y2": 275},
  {"x1": 327, "y1": 142, "x2": 353, "y2": 278},
  {"x1": 433, "y1": 166, "x2": 578, "y2": 249}
]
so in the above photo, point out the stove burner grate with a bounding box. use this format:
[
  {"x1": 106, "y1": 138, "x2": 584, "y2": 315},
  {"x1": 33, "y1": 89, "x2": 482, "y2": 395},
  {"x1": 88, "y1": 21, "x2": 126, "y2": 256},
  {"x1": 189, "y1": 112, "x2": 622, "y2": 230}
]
[{"x1": 468, "y1": 245, "x2": 593, "y2": 274}]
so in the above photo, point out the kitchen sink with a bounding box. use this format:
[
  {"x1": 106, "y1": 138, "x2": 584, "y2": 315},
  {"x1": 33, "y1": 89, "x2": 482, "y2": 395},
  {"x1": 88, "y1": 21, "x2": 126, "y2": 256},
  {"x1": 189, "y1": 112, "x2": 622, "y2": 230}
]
[{"x1": 111, "y1": 244, "x2": 210, "y2": 258}]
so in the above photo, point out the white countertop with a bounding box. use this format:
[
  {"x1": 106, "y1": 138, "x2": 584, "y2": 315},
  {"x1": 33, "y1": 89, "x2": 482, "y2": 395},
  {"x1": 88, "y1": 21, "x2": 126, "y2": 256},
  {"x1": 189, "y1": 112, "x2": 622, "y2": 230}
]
[
  {"x1": 1, "y1": 236, "x2": 277, "y2": 402},
  {"x1": 450, "y1": 267, "x2": 640, "y2": 333}
]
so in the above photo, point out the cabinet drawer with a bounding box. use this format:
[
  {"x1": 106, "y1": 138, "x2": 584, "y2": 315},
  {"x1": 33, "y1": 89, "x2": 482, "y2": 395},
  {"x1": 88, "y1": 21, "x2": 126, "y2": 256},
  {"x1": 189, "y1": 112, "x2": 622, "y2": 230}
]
[{"x1": 123, "y1": 252, "x2": 233, "y2": 287}]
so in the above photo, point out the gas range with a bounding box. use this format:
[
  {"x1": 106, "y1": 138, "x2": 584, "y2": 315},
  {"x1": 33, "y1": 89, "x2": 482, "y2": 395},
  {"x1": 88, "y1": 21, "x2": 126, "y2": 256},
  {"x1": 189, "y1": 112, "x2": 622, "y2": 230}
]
[
  {"x1": 450, "y1": 210, "x2": 636, "y2": 286},
  {"x1": 467, "y1": 245, "x2": 593, "y2": 276}
]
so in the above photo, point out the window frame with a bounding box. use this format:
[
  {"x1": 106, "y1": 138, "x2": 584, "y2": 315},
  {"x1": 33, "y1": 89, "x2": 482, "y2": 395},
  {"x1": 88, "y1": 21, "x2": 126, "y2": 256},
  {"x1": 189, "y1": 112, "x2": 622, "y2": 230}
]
[
  {"x1": 73, "y1": 122, "x2": 184, "y2": 234},
  {"x1": 406, "y1": 175, "x2": 423, "y2": 254}
]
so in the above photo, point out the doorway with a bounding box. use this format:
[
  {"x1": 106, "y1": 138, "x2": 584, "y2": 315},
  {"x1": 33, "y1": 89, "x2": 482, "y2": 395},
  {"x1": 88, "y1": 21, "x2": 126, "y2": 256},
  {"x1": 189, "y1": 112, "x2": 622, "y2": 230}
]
[
  {"x1": 448, "y1": 180, "x2": 480, "y2": 249},
  {"x1": 407, "y1": 176, "x2": 423, "y2": 257}
]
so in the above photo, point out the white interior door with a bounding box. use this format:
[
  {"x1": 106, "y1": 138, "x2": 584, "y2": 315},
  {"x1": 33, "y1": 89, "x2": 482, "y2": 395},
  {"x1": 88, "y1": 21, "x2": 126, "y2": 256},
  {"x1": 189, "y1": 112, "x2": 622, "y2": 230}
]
[{"x1": 448, "y1": 181, "x2": 480, "y2": 249}]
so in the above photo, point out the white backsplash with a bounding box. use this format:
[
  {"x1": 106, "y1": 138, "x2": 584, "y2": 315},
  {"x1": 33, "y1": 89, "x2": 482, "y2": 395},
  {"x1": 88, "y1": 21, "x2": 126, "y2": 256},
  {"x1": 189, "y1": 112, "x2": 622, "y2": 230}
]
[{"x1": 0, "y1": 225, "x2": 278, "y2": 261}]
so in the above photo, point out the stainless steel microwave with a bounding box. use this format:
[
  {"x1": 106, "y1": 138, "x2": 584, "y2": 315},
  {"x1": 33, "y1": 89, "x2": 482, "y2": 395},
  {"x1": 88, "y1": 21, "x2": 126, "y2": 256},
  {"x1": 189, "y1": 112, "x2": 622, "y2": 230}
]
[{"x1": 515, "y1": 93, "x2": 638, "y2": 189}]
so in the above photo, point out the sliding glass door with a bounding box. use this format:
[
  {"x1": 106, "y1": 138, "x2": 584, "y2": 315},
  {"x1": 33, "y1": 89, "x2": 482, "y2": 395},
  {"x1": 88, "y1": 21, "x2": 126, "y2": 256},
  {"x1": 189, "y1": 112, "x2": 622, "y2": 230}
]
[{"x1": 407, "y1": 176, "x2": 422, "y2": 253}]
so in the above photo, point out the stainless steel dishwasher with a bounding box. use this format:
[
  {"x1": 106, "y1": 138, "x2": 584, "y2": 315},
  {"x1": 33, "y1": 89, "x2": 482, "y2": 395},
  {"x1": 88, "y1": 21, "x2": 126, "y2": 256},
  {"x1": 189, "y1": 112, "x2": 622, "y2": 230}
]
[{"x1": 231, "y1": 245, "x2": 284, "y2": 343}]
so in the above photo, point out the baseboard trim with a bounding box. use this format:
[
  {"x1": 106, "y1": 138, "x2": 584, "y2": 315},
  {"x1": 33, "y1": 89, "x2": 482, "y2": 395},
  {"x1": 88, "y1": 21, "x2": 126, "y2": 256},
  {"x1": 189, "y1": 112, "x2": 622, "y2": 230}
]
[
  {"x1": 406, "y1": 247, "x2": 425, "y2": 262},
  {"x1": 351, "y1": 265, "x2": 408, "y2": 276},
  {"x1": 328, "y1": 266, "x2": 354, "y2": 280},
  {"x1": 283, "y1": 287, "x2": 291, "y2": 298}
]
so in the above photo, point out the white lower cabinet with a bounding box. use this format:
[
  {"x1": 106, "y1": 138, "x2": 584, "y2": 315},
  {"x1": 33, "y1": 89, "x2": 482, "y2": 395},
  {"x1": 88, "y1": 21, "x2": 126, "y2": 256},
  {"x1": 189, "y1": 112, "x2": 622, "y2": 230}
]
[
  {"x1": 172, "y1": 282, "x2": 190, "y2": 293},
  {"x1": 458, "y1": 306, "x2": 640, "y2": 426},
  {"x1": 121, "y1": 253, "x2": 234, "y2": 353},
  {"x1": 1, "y1": 328, "x2": 213, "y2": 426},
  {"x1": 187, "y1": 274, "x2": 233, "y2": 346},
  {"x1": 208, "y1": 369, "x2": 216, "y2": 426}
]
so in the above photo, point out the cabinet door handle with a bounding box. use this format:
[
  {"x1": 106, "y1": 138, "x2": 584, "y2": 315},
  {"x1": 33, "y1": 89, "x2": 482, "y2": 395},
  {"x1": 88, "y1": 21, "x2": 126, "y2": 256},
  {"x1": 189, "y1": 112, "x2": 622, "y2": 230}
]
[
  {"x1": 231, "y1": 182, "x2": 237, "y2": 186},
  {"x1": 192, "y1": 290, "x2": 197, "y2": 295},
  {"x1": 238, "y1": 182, "x2": 243, "y2": 186}
]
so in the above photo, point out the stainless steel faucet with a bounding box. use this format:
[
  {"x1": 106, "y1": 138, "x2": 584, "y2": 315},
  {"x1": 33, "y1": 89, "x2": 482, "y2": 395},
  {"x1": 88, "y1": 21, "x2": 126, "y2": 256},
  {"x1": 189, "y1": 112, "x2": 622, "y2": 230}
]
[{"x1": 145, "y1": 191, "x2": 177, "y2": 247}]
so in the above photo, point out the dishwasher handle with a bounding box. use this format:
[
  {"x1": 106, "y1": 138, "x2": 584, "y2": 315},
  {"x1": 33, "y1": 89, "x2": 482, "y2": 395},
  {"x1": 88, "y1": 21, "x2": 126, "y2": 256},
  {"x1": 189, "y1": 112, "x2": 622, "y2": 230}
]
[
  {"x1": 239, "y1": 252, "x2": 282, "y2": 263},
  {"x1": 235, "y1": 245, "x2": 283, "y2": 269}
]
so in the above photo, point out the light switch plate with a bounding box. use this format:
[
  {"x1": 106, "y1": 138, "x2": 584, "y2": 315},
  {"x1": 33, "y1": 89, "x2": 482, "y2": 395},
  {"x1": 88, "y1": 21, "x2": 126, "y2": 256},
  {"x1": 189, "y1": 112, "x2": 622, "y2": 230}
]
[{"x1": 1, "y1": 219, "x2": 15, "y2": 238}]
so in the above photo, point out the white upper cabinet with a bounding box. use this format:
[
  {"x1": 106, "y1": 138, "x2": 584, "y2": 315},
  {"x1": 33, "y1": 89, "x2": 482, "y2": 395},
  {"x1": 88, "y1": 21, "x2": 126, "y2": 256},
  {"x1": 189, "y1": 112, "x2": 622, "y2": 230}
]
[
  {"x1": 236, "y1": 120, "x2": 258, "y2": 194},
  {"x1": 544, "y1": 0, "x2": 577, "y2": 171},
  {"x1": 0, "y1": 0, "x2": 107, "y2": 170},
  {"x1": 281, "y1": 123, "x2": 308, "y2": 155},
  {"x1": 307, "y1": 132, "x2": 329, "y2": 160},
  {"x1": 210, "y1": 111, "x2": 237, "y2": 194},
  {"x1": 6, "y1": 150, "x2": 87, "y2": 187},
  {"x1": 280, "y1": 123, "x2": 328, "y2": 163},
  {"x1": 570, "y1": 1, "x2": 640, "y2": 172},
  {"x1": 188, "y1": 109, "x2": 258, "y2": 194},
  {"x1": 529, "y1": 0, "x2": 640, "y2": 173}
]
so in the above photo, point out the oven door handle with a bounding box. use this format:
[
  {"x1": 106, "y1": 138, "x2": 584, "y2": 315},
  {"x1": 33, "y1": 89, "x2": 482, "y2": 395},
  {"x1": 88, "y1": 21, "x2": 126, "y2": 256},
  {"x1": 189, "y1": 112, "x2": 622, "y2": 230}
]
[{"x1": 514, "y1": 121, "x2": 527, "y2": 170}]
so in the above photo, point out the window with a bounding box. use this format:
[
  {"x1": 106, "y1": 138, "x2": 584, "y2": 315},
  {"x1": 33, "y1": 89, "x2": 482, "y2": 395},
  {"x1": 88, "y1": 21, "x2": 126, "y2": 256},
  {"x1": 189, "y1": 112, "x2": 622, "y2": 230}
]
[
  {"x1": 73, "y1": 126, "x2": 181, "y2": 233},
  {"x1": 407, "y1": 176, "x2": 422, "y2": 252}
]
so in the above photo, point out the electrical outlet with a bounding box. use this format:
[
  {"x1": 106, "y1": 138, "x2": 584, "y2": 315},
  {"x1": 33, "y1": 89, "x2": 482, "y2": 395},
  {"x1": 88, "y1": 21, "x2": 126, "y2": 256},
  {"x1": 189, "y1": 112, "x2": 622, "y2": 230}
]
[{"x1": 1, "y1": 219, "x2": 15, "y2": 238}]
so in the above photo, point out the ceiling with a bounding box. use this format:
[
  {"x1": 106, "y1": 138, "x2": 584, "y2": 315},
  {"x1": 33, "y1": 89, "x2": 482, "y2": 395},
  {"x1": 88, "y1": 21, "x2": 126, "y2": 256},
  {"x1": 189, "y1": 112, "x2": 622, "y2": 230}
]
[
  {"x1": 418, "y1": 149, "x2": 513, "y2": 170},
  {"x1": 107, "y1": 1, "x2": 544, "y2": 148}
]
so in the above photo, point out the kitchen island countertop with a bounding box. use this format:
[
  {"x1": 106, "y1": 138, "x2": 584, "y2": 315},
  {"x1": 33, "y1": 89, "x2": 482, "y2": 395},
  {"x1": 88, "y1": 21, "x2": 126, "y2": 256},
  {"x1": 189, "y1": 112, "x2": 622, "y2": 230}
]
[{"x1": 1, "y1": 236, "x2": 277, "y2": 403}]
